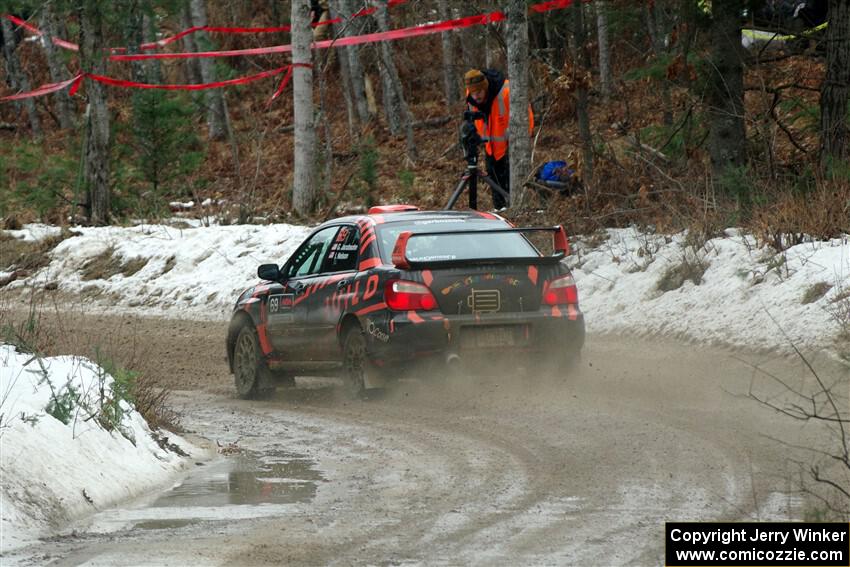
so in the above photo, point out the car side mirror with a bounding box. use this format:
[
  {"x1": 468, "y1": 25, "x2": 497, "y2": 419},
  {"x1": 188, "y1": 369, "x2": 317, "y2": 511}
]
[{"x1": 257, "y1": 264, "x2": 281, "y2": 281}]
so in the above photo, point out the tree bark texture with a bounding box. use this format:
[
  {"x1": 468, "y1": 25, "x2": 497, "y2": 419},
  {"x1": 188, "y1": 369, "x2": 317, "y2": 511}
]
[
  {"x1": 189, "y1": 0, "x2": 229, "y2": 141},
  {"x1": 373, "y1": 0, "x2": 417, "y2": 161},
  {"x1": 326, "y1": 0, "x2": 356, "y2": 136},
  {"x1": 142, "y1": 13, "x2": 163, "y2": 83},
  {"x1": 706, "y1": 0, "x2": 747, "y2": 184},
  {"x1": 507, "y1": 0, "x2": 531, "y2": 209},
  {"x1": 595, "y1": 0, "x2": 612, "y2": 102},
  {"x1": 79, "y1": 0, "x2": 111, "y2": 225},
  {"x1": 123, "y1": 0, "x2": 147, "y2": 84},
  {"x1": 820, "y1": 0, "x2": 850, "y2": 163},
  {"x1": 1, "y1": 18, "x2": 42, "y2": 137},
  {"x1": 571, "y1": 0, "x2": 594, "y2": 182},
  {"x1": 292, "y1": 0, "x2": 317, "y2": 215},
  {"x1": 336, "y1": 0, "x2": 372, "y2": 125},
  {"x1": 41, "y1": 0, "x2": 75, "y2": 130},
  {"x1": 180, "y1": 3, "x2": 203, "y2": 85},
  {"x1": 645, "y1": 3, "x2": 673, "y2": 126},
  {"x1": 437, "y1": 0, "x2": 460, "y2": 105}
]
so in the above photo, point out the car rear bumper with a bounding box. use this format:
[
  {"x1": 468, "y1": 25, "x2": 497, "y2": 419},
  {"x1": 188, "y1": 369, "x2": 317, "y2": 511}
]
[{"x1": 365, "y1": 307, "x2": 585, "y2": 368}]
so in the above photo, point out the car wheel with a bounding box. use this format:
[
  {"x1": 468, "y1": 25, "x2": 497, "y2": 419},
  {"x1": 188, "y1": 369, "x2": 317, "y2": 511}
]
[
  {"x1": 341, "y1": 327, "x2": 378, "y2": 399},
  {"x1": 233, "y1": 326, "x2": 276, "y2": 399}
]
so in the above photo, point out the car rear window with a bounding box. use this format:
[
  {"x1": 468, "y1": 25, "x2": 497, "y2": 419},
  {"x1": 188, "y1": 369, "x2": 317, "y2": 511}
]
[{"x1": 376, "y1": 219, "x2": 539, "y2": 263}]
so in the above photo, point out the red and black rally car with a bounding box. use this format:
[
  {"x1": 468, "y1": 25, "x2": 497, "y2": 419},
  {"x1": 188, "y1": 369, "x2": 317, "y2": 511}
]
[{"x1": 226, "y1": 206, "x2": 585, "y2": 398}]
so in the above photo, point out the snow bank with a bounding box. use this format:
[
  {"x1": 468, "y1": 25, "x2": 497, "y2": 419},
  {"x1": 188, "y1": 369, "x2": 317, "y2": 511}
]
[
  {"x1": 7, "y1": 222, "x2": 313, "y2": 321},
  {"x1": 4, "y1": 221, "x2": 848, "y2": 351},
  {"x1": 571, "y1": 228, "x2": 850, "y2": 353},
  {"x1": 0, "y1": 345, "x2": 198, "y2": 552}
]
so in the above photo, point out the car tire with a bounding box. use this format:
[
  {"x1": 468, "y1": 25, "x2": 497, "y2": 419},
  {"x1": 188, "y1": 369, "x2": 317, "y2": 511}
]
[
  {"x1": 341, "y1": 326, "x2": 381, "y2": 399},
  {"x1": 233, "y1": 325, "x2": 276, "y2": 399}
]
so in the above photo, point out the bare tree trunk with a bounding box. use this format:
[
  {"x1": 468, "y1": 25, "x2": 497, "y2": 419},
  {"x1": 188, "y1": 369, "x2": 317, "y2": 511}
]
[
  {"x1": 189, "y1": 0, "x2": 229, "y2": 141},
  {"x1": 485, "y1": 26, "x2": 493, "y2": 68},
  {"x1": 645, "y1": 3, "x2": 673, "y2": 126},
  {"x1": 292, "y1": 0, "x2": 317, "y2": 215},
  {"x1": 571, "y1": 0, "x2": 593, "y2": 182},
  {"x1": 124, "y1": 1, "x2": 147, "y2": 83},
  {"x1": 507, "y1": 0, "x2": 531, "y2": 209},
  {"x1": 820, "y1": 0, "x2": 850, "y2": 164},
  {"x1": 707, "y1": 0, "x2": 747, "y2": 187},
  {"x1": 335, "y1": 0, "x2": 371, "y2": 125},
  {"x1": 543, "y1": 13, "x2": 561, "y2": 70},
  {"x1": 326, "y1": 0, "x2": 357, "y2": 136},
  {"x1": 336, "y1": 38, "x2": 358, "y2": 138},
  {"x1": 78, "y1": 0, "x2": 110, "y2": 225},
  {"x1": 142, "y1": 13, "x2": 163, "y2": 83},
  {"x1": 596, "y1": 0, "x2": 612, "y2": 102},
  {"x1": 373, "y1": 0, "x2": 417, "y2": 161},
  {"x1": 1, "y1": 19, "x2": 42, "y2": 138},
  {"x1": 41, "y1": 0, "x2": 74, "y2": 130},
  {"x1": 376, "y1": 42, "x2": 402, "y2": 134},
  {"x1": 437, "y1": 0, "x2": 460, "y2": 105},
  {"x1": 180, "y1": 3, "x2": 203, "y2": 84}
]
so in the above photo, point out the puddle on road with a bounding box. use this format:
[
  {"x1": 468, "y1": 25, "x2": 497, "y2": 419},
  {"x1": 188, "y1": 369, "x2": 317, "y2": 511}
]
[
  {"x1": 150, "y1": 450, "x2": 322, "y2": 509},
  {"x1": 131, "y1": 518, "x2": 198, "y2": 530},
  {"x1": 105, "y1": 449, "x2": 325, "y2": 532}
]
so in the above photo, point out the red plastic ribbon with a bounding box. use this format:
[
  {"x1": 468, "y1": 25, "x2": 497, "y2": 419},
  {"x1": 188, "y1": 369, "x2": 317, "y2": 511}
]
[
  {"x1": 1, "y1": 0, "x2": 573, "y2": 101},
  {"x1": 268, "y1": 66, "x2": 294, "y2": 106},
  {"x1": 0, "y1": 74, "x2": 81, "y2": 100},
  {"x1": 530, "y1": 0, "x2": 574, "y2": 13},
  {"x1": 1, "y1": 65, "x2": 310, "y2": 102},
  {"x1": 3, "y1": 14, "x2": 79, "y2": 51},
  {"x1": 2, "y1": 1, "x2": 410, "y2": 54},
  {"x1": 110, "y1": 11, "x2": 511, "y2": 61},
  {"x1": 108, "y1": 0, "x2": 573, "y2": 62}
]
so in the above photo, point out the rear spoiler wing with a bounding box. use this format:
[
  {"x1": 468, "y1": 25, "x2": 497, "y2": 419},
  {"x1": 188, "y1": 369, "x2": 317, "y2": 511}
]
[{"x1": 391, "y1": 226, "x2": 570, "y2": 270}]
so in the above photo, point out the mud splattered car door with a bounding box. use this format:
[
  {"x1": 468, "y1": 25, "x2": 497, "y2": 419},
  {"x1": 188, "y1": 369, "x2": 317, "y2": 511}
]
[
  {"x1": 302, "y1": 225, "x2": 360, "y2": 361},
  {"x1": 269, "y1": 226, "x2": 340, "y2": 362}
]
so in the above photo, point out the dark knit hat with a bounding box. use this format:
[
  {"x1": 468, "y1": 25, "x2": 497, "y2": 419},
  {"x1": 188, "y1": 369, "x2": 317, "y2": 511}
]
[{"x1": 464, "y1": 69, "x2": 489, "y2": 94}]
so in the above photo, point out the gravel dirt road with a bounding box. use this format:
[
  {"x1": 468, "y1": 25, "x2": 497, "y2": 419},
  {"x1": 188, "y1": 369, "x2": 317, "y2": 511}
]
[{"x1": 4, "y1": 310, "x2": 836, "y2": 566}]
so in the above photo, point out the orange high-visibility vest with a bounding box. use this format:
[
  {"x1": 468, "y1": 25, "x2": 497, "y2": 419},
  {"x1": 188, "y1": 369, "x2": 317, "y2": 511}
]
[{"x1": 466, "y1": 80, "x2": 534, "y2": 161}]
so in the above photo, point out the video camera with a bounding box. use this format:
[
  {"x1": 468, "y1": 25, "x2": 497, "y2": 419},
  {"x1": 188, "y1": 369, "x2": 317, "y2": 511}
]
[{"x1": 460, "y1": 110, "x2": 485, "y2": 165}]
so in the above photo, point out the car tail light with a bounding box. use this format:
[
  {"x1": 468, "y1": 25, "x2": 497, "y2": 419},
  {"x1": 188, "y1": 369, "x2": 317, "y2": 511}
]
[
  {"x1": 543, "y1": 273, "x2": 579, "y2": 305},
  {"x1": 385, "y1": 279, "x2": 438, "y2": 311}
]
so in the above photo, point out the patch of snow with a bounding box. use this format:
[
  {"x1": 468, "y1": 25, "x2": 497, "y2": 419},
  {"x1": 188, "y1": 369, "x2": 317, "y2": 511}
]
[
  {"x1": 7, "y1": 222, "x2": 314, "y2": 321},
  {"x1": 570, "y1": 228, "x2": 850, "y2": 353},
  {"x1": 3, "y1": 221, "x2": 848, "y2": 352},
  {"x1": 0, "y1": 345, "x2": 200, "y2": 552},
  {"x1": 4, "y1": 224, "x2": 62, "y2": 242}
]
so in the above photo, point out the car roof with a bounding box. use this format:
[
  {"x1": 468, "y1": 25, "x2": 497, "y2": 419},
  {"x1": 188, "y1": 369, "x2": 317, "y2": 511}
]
[{"x1": 322, "y1": 209, "x2": 504, "y2": 228}]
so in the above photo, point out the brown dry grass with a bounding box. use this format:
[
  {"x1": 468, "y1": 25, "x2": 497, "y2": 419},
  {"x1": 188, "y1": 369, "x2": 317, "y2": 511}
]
[
  {"x1": 751, "y1": 180, "x2": 850, "y2": 251},
  {"x1": 80, "y1": 248, "x2": 150, "y2": 281},
  {"x1": 0, "y1": 229, "x2": 77, "y2": 273},
  {"x1": 0, "y1": 289, "x2": 180, "y2": 431}
]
